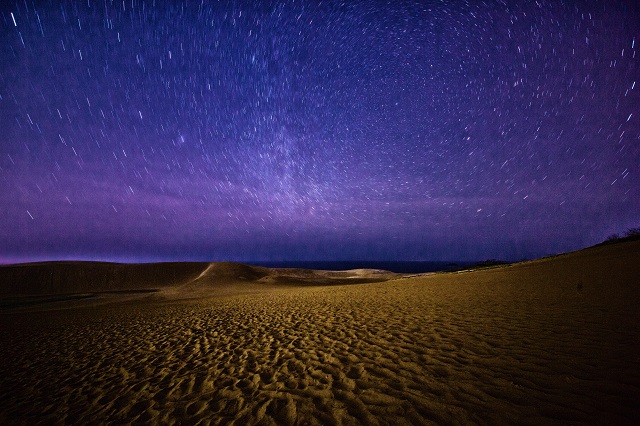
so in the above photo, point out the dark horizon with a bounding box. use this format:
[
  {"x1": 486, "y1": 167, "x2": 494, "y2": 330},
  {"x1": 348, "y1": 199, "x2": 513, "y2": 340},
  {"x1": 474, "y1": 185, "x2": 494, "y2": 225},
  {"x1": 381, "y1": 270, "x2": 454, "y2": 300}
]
[
  {"x1": 0, "y1": 228, "x2": 629, "y2": 266},
  {"x1": 0, "y1": 257, "x2": 479, "y2": 272}
]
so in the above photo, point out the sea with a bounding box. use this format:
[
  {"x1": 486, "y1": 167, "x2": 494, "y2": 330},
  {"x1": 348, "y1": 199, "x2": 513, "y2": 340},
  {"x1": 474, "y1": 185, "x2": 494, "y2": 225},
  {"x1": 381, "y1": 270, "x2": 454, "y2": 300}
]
[{"x1": 248, "y1": 261, "x2": 476, "y2": 274}]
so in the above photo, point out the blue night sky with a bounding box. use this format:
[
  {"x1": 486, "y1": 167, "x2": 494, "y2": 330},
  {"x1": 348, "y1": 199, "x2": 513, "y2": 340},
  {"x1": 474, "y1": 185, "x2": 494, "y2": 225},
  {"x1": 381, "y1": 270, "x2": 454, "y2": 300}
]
[{"x1": 1, "y1": 0, "x2": 639, "y2": 263}]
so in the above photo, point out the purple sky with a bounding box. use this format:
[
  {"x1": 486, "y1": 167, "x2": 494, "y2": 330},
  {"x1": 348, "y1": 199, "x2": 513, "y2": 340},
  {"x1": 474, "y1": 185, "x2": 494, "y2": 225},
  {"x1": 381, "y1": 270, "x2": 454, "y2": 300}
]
[{"x1": 1, "y1": 1, "x2": 639, "y2": 263}]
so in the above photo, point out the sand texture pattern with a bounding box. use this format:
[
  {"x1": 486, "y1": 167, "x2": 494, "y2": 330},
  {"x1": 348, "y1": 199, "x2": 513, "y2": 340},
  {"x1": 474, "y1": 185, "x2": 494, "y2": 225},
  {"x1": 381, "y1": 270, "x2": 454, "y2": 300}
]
[{"x1": 1, "y1": 241, "x2": 639, "y2": 424}]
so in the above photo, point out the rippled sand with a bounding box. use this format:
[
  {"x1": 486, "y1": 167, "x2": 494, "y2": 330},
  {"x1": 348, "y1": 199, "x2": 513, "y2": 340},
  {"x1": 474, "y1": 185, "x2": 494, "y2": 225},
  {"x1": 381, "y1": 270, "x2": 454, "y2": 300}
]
[{"x1": 1, "y1": 241, "x2": 639, "y2": 424}]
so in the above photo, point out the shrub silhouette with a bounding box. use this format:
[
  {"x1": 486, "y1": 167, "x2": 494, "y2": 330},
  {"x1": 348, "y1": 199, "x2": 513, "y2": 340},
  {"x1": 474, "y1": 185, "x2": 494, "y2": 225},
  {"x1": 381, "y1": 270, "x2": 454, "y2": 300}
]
[
  {"x1": 598, "y1": 227, "x2": 640, "y2": 246},
  {"x1": 624, "y1": 227, "x2": 640, "y2": 238}
]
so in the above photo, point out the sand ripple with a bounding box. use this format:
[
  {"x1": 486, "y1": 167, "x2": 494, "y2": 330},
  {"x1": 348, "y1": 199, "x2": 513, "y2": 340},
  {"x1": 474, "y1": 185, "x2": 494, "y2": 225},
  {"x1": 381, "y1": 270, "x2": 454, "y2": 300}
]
[{"x1": 1, "y1": 261, "x2": 639, "y2": 425}]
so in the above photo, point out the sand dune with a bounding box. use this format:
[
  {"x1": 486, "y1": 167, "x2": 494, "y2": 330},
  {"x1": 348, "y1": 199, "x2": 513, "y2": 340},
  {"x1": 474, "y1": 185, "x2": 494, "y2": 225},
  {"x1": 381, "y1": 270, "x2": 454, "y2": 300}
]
[
  {"x1": 1, "y1": 241, "x2": 639, "y2": 424},
  {"x1": 0, "y1": 261, "x2": 399, "y2": 307}
]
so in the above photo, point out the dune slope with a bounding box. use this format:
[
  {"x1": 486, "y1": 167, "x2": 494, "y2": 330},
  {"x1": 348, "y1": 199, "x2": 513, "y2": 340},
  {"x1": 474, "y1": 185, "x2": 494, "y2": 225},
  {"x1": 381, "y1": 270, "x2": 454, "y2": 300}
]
[{"x1": 0, "y1": 241, "x2": 639, "y2": 424}]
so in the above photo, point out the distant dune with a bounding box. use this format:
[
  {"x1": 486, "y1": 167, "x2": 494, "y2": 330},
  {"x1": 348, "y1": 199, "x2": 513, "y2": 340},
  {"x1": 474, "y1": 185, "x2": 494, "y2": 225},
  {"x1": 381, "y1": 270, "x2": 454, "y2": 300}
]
[
  {"x1": 188, "y1": 262, "x2": 397, "y2": 286},
  {"x1": 0, "y1": 260, "x2": 399, "y2": 308},
  {"x1": 1, "y1": 240, "x2": 639, "y2": 423}
]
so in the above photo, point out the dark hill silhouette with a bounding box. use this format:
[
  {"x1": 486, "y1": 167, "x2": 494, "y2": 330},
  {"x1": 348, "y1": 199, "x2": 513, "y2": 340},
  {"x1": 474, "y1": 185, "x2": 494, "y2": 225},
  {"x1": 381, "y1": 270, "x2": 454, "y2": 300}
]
[{"x1": 0, "y1": 262, "x2": 207, "y2": 296}]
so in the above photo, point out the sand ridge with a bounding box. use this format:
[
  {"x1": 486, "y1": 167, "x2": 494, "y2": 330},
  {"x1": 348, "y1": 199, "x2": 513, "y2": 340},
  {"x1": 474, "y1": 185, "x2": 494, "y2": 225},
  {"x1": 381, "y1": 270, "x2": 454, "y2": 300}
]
[{"x1": 0, "y1": 241, "x2": 639, "y2": 424}]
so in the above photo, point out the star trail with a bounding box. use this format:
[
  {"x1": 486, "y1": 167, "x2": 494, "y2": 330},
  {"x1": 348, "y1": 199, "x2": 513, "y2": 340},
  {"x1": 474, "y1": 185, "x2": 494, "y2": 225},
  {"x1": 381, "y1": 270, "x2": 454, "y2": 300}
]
[{"x1": 1, "y1": 0, "x2": 639, "y2": 263}]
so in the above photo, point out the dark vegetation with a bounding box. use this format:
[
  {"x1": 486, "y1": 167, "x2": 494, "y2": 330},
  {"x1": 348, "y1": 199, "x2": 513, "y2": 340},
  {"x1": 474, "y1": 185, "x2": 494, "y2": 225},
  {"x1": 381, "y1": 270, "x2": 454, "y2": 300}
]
[{"x1": 597, "y1": 227, "x2": 640, "y2": 247}]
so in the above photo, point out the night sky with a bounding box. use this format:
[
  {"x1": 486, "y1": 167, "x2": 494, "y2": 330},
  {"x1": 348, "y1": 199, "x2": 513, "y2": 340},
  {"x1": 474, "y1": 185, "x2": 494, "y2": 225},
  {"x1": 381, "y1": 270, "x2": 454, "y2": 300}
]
[{"x1": 1, "y1": 1, "x2": 639, "y2": 264}]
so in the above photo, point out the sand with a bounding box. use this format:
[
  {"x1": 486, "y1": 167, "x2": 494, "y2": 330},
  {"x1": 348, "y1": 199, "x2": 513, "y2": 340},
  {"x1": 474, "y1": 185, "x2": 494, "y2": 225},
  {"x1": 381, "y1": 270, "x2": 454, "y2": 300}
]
[{"x1": 1, "y1": 241, "x2": 639, "y2": 424}]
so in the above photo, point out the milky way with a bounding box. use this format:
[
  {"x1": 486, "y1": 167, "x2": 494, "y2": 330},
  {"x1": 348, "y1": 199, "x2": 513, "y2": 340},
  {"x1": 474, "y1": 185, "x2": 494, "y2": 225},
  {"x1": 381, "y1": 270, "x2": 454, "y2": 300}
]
[{"x1": 1, "y1": 1, "x2": 639, "y2": 263}]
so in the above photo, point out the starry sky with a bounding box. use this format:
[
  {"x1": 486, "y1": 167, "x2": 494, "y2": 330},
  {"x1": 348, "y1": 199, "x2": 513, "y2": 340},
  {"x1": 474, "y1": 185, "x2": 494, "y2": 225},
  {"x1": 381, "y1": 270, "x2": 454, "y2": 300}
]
[{"x1": 1, "y1": 0, "x2": 639, "y2": 264}]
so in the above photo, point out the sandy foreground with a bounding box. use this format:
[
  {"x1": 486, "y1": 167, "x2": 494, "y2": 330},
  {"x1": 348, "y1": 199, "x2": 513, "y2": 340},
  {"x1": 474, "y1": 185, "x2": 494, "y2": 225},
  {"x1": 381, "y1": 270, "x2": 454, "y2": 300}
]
[{"x1": 1, "y1": 242, "x2": 639, "y2": 425}]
